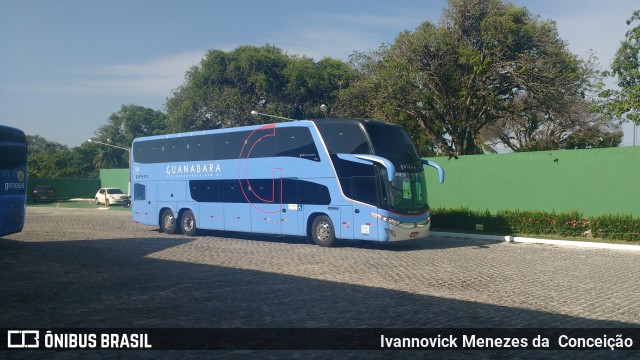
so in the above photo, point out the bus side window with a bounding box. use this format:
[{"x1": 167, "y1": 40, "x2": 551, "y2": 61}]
[
  {"x1": 298, "y1": 181, "x2": 331, "y2": 205},
  {"x1": 247, "y1": 129, "x2": 277, "y2": 158},
  {"x1": 215, "y1": 132, "x2": 249, "y2": 160},
  {"x1": 133, "y1": 183, "x2": 146, "y2": 201},
  {"x1": 277, "y1": 127, "x2": 320, "y2": 161},
  {"x1": 219, "y1": 180, "x2": 246, "y2": 203},
  {"x1": 351, "y1": 176, "x2": 378, "y2": 206}
]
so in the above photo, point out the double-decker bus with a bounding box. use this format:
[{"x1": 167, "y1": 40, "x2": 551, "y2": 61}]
[
  {"x1": 0, "y1": 125, "x2": 28, "y2": 237},
  {"x1": 130, "y1": 117, "x2": 443, "y2": 246}
]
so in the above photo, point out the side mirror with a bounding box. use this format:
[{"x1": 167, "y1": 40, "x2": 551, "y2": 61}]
[
  {"x1": 336, "y1": 153, "x2": 396, "y2": 182},
  {"x1": 422, "y1": 159, "x2": 444, "y2": 184}
]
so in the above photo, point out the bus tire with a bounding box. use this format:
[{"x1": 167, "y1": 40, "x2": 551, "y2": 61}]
[
  {"x1": 180, "y1": 210, "x2": 197, "y2": 236},
  {"x1": 311, "y1": 215, "x2": 336, "y2": 247},
  {"x1": 160, "y1": 209, "x2": 178, "y2": 234}
]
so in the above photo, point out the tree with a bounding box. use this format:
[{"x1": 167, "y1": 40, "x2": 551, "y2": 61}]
[
  {"x1": 340, "y1": 0, "x2": 590, "y2": 155},
  {"x1": 482, "y1": 52, "x2": 622, "y2": 151},
  {"x1": 92, "y1": 104, "x2": 168, "y2": 169},
  {"x1": 27, "y1": 135, "x2": 66, "y2": 178},
  {"x1": 597, "y1": 10, "x2": 640, "y2": 125},
  {"x1": 166, "y1": 45, "x2": 355, "y2": 132},
  {"x1": 283, "y1": 57, "x2": 356, "y2": 118},
  {"x1": 166, "y1": 46, "x2": 290, "y2": 132},
  {"x1": 27, "y1": 135, "x2": 68, "y2": 154},
  {"x1": 27, "y1": 135, "x2": 98, "y2": 178}
]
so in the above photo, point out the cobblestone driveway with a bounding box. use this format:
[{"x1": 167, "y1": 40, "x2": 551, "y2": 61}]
[{"x1": 1, "y1": 207, "x2": 639, "y2": 359}]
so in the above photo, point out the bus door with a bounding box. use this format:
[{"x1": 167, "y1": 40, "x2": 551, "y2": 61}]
[
  {"x1": 222, "y1": 180, "x2": 252, "y2": 232},
  {"x1": 352, "y1": 204, "x2": 378, "y2": 241},
  {"x1": 339, "y1": 206, "x2": 354, "y2": 240},
  {"x1": 246, "y1": 177, "x2": 301, "y2": 235},
  {"x1": 279, "y1": 179, "x2": 301, "y2": 236},
  {"x1": 346, "y1": 175, "x2": 380, "y2": 240},
  {"x1": 132, "y1": 181, "x2": 157, "y2": 226}
]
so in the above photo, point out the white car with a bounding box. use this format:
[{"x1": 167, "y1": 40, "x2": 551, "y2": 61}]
[{"x1": 95, "y1": 187, "x2": 129, "y2": 206}]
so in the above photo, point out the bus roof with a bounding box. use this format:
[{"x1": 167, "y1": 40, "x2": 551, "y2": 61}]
[
  {"x1": 308, "y1": 117, "x2": 400, "y2": 128},
  {"x1": 0, "y1": 124, "x2": 26, "y2": 138},
  {"x1": 132, "y1": 117, "x2": 400, "y2": 143},
  {"x1": 133, "y1": 118, "x2": 398, "y2": 143},
  {"x1": 132, "y1": 120, "x2": 318, "y2": 143}
]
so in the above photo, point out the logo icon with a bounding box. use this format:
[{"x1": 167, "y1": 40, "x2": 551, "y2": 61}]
[{"x1": 7, "y1": 330, "x2": 39, "y2": 348}]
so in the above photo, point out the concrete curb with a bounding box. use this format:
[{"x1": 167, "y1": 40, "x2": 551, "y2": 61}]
[{"x1": 431, "y1": 231, "x2": 640, "y2": 252}]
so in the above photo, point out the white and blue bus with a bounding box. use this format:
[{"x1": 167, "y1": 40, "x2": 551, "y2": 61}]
[
  {"x1": 0, "y1": 125, "x2": 28, "y2": 237},
  {"x1": 130, "y1": 117, "x2": 443, "y2": 246}
]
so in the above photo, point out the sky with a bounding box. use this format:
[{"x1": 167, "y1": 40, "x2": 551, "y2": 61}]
[{"x1": 1, "y1": 0, "x2": 638, "y2": 148}]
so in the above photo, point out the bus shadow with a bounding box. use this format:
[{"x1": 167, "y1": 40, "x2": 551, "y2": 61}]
[
  {"x1": 0, "y1": 236, "x2": 637, "y2": 359},
  {"x1": 189, "y1": 229, "x2": 497, "y2": 251}
]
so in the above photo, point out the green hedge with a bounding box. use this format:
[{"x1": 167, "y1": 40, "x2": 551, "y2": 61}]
[{"x1": 431, "y1": 208, "x2": 640, "y2": 242}]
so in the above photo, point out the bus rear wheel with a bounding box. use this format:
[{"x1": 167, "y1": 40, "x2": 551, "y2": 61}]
[
  {"x1": 160, "y1": 209, "x2": 177, "y2": 234},
  {"x1": 180, "y1": 210, "x2": 197, "y2": 236},
  {"x1": 311, "y1": 215, "x2": 336, "y2": 247}
]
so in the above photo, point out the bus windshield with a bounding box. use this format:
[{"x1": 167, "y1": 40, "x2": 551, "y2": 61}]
[
  {"x1": 364, "y1": 122, "x2": 420, "y2": 169},
  {"x1": 0, "y1": 135, "x2": 27, "y2": 170},
  {"x1": 380, "y1": 170, "x2": 429, "y2": 214}
]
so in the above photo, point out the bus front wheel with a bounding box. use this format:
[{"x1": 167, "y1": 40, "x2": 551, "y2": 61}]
[
  {"x1": 311, "y1": 215, "x2": 336, "y2": 247},
  {"x1": 160, "y1": 209, "x2": 178, "y2": 234},
  {"x1": 180, "y1": 210, "x2": 197, "y2": 236}
]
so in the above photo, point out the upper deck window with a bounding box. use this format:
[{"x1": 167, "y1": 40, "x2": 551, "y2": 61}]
[
  {"x1": 315, "y1": 123, "x2": 371, "y2": 154},
  {"x1": 133, "y1": 126, "x2": 319, "y2": 163}
]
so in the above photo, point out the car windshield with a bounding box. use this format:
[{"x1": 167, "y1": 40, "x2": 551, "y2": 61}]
[{"x1": 107, "y1": 189, "x2": 124, "y2": 194}]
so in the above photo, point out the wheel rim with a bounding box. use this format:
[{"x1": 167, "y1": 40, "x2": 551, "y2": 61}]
[
  {"x1": 184, "y1": 216, "x2": 194, "y2": 232},
  {"x1": 164, "y1": 214, "x2": 174, "y2": 229},
  {"x1": 316, "y1": 221, "x2": 331, "y2": 242}
]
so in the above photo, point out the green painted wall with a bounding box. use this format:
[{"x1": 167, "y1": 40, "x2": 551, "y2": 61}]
[
  {"x1": 27, "y1": 178, "x2": 100, "y2": 200},
  {"x1": 99, "y1": 169, "x2": 130, "y2": 195},
  {"x1": 27, "y1": 169, "x2": 128, "y2": 200},
  {"x1": 424, "y1": 147, "x2": 640, "y2": 217}
]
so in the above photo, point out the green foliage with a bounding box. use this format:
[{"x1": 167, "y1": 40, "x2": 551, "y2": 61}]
[
  {"x1": 591, "y1": 214, "x2": 640, "y2": 242},
  {"x1": 562, "y1": 125, "x2": 624, "y2": 149},
  {"x1": 26, "y1": 135, "x2": 67, "y2": 154},
  {"x1": 166, "y1": 45, "x2": 355, "y2": 132},
  {"x1": 28, "y1": 145, "x2": 99, "y2": 179},
  {"x1": 596, "y1": 10, "x2": 640, "y2": 125},
  {"x1": 431, "y1": 207, "x2": 510, "y2": 233},
  {"x1": 339, "y1": 0, "x2": 605, "y2": 155},
  {"x1": 497, "y1": 209, "x2": 589, "y2": 238},
  {"x1": 92, "y1": 104, "x2": 168, "y2": 169},
  {"x1": 431, "y1": 208, "x2": 640, "y2": 242},
  {"x1": 27, "y1": 134, "x2": 99, "y2": 179}
]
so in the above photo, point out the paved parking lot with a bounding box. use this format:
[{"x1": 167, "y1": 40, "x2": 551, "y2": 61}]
[{"x1": 1, "y1": 207, "x2": 639, "y2": 359}]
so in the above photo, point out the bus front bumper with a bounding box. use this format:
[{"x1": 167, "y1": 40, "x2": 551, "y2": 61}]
[{"x1": 385, "y1": 220, "x2": 431, "y2": 241}]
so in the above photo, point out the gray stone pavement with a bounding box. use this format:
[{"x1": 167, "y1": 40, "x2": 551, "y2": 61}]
[{"x1": 1, "y1": 207, "x2": 639, "y2": 359}]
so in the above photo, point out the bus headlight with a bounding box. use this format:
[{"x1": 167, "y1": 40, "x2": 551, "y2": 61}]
[{"x1": 370, "y1": 212, "x2": 401, "y2": 226}]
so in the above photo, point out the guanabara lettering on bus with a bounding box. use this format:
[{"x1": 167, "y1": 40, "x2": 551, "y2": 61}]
[{"x1": 130, "y1": 115, "x2": 444, "y2": 247}]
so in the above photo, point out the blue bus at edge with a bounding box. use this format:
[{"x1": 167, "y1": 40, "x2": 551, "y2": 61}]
[
  {"x1": 0, "y1": 125, "x2": 28, "y2": 237},
  {"x1": 130, "y1": 117, "x2": 444, "y2": 247}
]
